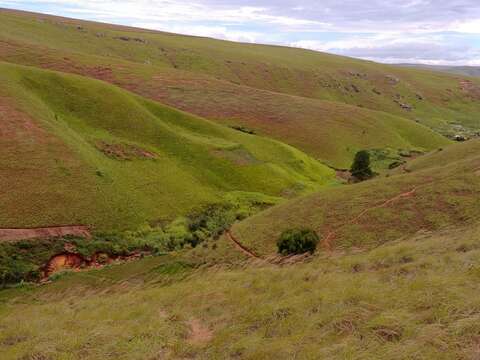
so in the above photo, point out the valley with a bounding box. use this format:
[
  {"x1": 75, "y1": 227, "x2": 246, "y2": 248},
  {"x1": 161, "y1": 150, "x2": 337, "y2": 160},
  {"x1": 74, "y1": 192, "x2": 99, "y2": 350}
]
[{"x1": 0, "y1": 7, "x2": 479, "y2": 360}]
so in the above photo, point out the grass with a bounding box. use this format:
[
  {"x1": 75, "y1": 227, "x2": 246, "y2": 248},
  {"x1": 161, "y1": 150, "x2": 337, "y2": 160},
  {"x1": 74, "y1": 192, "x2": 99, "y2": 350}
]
[
  {"x1": 1, "y1": 8, "x2": 480, "y2": 359},
  {"x1": 2, "y1": 8, "x2": 478, "y2": 170},
  {"x1": 1, "y1": 142, "x2": 478, "y2": 359},
  {"x1": 0, "y1": 190, "x2": 282, "y2": 287},
  {"x1": 232, "y1": 140, "x2": 480, "y2": 256},
  {"x1": 0, "y1": 61, "x2": 334, "y2": 231},
  {"x1": 1, "y1": 223, "x2": 480, "y2": 359}
]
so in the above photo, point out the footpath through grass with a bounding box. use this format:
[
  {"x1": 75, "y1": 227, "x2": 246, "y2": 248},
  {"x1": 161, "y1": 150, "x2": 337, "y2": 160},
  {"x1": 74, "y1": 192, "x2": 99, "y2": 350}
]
[
  {"x1": 232, "y1": 140, "x2": 480, "y2": 256},
  {"x1": 1, "y1": 223, "x2": 480, "y2": 359}
]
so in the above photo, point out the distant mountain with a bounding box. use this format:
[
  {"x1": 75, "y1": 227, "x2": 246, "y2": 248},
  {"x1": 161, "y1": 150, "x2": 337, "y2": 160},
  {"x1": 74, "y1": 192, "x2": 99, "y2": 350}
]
[{"x1": 397, "y1": 63, "x2": 480, "y2": 77}]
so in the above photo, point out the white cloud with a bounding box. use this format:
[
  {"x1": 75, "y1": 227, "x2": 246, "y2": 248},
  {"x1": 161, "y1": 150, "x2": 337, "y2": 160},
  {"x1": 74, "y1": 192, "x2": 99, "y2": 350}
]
[
  {"x1": 134, "y1": 23, "x2": 262, "y2": 43},
  {"x1": 0, "y1": 1, "x2": 324, "y2": 27},
  {"x1": 291, "y1": 33, "x2": 480, "y2": 66}
]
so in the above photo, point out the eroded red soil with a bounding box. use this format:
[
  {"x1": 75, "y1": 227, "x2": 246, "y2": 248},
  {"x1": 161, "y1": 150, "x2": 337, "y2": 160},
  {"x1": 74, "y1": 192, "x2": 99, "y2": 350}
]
[
  {"x1": 42, "y1": 249, "x2": 144, "y2": 279},
  {"x1": 0, "y1": 225, "x2": 91, "y2": 242}
]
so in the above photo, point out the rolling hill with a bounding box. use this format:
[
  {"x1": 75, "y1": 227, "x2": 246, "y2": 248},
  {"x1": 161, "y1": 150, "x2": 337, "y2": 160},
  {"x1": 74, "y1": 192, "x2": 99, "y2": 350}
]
[
  {"x1": 1, "y1": 7, "x2": 480, "y2": 360},
  {"x1": 3, "y1": 8, "x2": 480, "y2": 170},
  {"x1": 231, "y1": 140, "x2": 480, "y2": 255},
  {"x1": 398, "y1": 64, "x2": 480, "y2": 78},
  {"x1": 0, "y1": 61, "x2": 334, "y2": 231},
  {"x1": 1, "y1": 201, "x2": 480, "y2": 359}
]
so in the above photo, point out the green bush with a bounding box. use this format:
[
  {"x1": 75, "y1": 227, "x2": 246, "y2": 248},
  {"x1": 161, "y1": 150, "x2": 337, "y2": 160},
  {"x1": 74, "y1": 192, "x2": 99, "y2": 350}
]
[
  {"x1": 277, "y1": 228, "x2": 319, "y2": 255},
  {"x1": 229, "y1": 125, "x2": 256, "y2": 135},
  {"x1": 350, "y1": 150, "x2": 374, "y2": 181},
  {"x1": 1, "y1": 194, "x2": 281, "y2": 286}
]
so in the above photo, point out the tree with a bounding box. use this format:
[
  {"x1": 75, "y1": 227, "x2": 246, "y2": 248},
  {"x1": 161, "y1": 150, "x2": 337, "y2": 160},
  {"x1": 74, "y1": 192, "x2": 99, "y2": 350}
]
[
  {"x1": 277, "y1": 228, "x2": 319, "y2": 255},
  {"x1": 350, "y1": 150, "x2": 373, "y2": 181}
]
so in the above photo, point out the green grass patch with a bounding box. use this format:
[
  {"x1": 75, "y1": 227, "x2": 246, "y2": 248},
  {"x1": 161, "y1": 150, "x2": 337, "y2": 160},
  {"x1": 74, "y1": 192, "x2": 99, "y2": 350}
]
[{"x1": 0, "y1": 62, "x2": 334, "y2": 230}]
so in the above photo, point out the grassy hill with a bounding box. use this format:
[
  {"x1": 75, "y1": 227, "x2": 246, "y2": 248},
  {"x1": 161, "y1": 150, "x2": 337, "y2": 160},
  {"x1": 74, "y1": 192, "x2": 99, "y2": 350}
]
[
  {"x1": 2, "y1": 220, "x2": 480, "y2": 359},
  {"x1": 0, "y1": 61, "x2": 334, "y2": 231},
  {"x1": 1, "y1": 8, "x2": 480, "y2": 359},
  {"x1": 231, "y1": 140, "x2": 480, "y2": 255},
  {"x1": 1, "y1": 140, "x2": 479, "y2": 358},
  {"x1": 398, "y1": 64, "x2": 480, "y2": 78},
  {"x1": 3, "y1": 8, "x2": 478, "y2": 169}
]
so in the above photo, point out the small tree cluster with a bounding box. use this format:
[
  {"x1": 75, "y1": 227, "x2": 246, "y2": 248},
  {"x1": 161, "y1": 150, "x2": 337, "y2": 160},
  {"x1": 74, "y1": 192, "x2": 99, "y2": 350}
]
[
  {"x1": 277, "y1": 228, "x2": 319, "y2": 255},
  {"x1": 350, "y1": 150, "x2": 373, "y2": 181}
]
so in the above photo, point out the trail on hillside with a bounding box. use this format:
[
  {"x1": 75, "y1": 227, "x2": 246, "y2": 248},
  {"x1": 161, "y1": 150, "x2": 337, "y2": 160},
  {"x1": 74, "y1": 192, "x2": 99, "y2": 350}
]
[
  {"x1": 226, "y1": 188, "x2": 418, "y2": 258},
  {"x1": 226, "y1": 230, "x2": 263, "y2": 260},
  {"x1": 322, "y1": 188, "x2": 417, "y2": 250},
  {"x1": 0, "y1": 225, "x2": 91, "y2": 242},
  {"x1": 226, "y1": 230, "x2": 312, "y2": 265}
]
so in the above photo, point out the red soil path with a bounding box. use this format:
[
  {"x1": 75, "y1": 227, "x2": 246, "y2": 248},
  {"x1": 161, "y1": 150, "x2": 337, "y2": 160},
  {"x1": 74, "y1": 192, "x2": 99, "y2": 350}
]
[
  {"x1": 226, "y1": 188, "x2": 417, "y2": 259},
  {"x1": 322, "y1": 188, "x2": 417, "y2": 250},
  {"x1": 226, "y1": 230, "x2": 262, "y2": 260},
  {"x1": 0, "y1": 225, "x2": 91, "y2": 242}
]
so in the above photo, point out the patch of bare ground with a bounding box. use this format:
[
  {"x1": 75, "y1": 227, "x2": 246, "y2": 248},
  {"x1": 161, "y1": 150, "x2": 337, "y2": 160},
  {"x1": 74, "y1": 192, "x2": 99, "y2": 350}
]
[
  {"x1": 211, "y1": 148, "x2": 261, "y2": 166},
  {"x1": 336, "y1": 170, "x2": 352, "y2": 182},
  {"x1": 187, "y1": 319, "x2": 213, "y2": 345},
  {"x1": 0, "y1": 225, "x2": 91, "y2": 242},
  {"x1": 95, "y1": 141, "x2": 156, "y2": 160},
  {"x1": 0, "y1": 96, "x2": 49, "y2": 144},
  {"x1": 43, "y1": 253, "x2": 85, "y2": 276},
  {"x1": 459, "y1": 80, "x2": 480, "y2": 100},
  {"x1": 41, "y1": 247, "x2": 144, "y2": 280}
]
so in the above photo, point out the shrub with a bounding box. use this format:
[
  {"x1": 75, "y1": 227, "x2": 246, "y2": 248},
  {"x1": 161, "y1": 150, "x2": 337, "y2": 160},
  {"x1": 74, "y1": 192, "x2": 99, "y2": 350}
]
[
  {"x1": 350, "y1": 150, "x2": 373, "y2": 181},
  {"x1": 388, "y1": 160, "x2": 405, "y2": 169},
  {"x1": 230, "y1": 125, "x2": 256, "y2": 135},
  {"x1": 277, "y1": 228, "x2": 319, "y2": 255}
]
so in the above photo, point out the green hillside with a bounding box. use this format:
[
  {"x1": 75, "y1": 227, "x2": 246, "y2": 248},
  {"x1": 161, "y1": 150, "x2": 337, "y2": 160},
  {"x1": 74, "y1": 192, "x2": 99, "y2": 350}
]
[
  {"x1": 231, "y1": 140, "x2": 480, "y2": 255},
  {"x1": 3, "y1": 8, "x2": 477, "y2": 169},
  {"x1": 2, "y1": 7, "x2": 480, "y2": 360},
  {"x1": 2, "y1": 220, "x2": 480, "y2": 359},
  {"x1": 0, "y1": 62, "x2": 334, "y2": 231},
  {"x1": 398, "y1": 64, "x2": 480, "y2": 78}
]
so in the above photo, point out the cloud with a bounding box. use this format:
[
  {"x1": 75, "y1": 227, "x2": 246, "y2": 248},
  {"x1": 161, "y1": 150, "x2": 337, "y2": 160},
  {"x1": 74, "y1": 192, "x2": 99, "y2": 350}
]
[
  {"x1": 0, "y1": 1, "x2": 325, "y2": 26},
  {"x1": 134, "y1": 23, "x2": 262, "y2": 43},
  {"x1": 292, "y1": 33, "x2": 480, "y2": 66},
  {"x1": 1, "y1": 0, "x2": 480, "y2": 65}
]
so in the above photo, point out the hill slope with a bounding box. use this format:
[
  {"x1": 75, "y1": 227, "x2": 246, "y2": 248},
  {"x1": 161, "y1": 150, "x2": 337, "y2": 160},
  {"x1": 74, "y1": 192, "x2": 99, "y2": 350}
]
[
  {"x1": 231, "y1": 140, "x2": 480, "y2": 255},
  {"x1": 398, "y1": 64, "x2": 480, "y2": 78},
  {"x1": 3, "y1": 9, "x2": 476, "y2": 169},
  {"x1": 1, "y1": 8, "x2": 480, "y2": 360},
  {"x1": 2, "y1": 221, "x2": 480, "y2": 359},
  {"x1": 0, "y1": 62, "x2": 334, "y2": 230}
]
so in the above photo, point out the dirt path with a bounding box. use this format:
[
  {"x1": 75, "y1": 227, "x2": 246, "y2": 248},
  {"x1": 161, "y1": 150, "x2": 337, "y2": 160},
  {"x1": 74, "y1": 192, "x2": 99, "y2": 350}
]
[
  {"x1": 226, "y1": 188, "x2": 418, "y2": 257},
  {"x1": 0, "y1": 225, "x2": 91, "y2": 242},
  {"x1": 225, "y1": 230, "x2": 263, "y2": 260},
  {"x1": 187, "y1": 319, "x2": 213, "y2": 345},
  {"x1": 226, "y1": 229, "x2": 312, "y2": 265},
  {"x1": 322, "y1": 188, "x2": 417, "y2": 250}
]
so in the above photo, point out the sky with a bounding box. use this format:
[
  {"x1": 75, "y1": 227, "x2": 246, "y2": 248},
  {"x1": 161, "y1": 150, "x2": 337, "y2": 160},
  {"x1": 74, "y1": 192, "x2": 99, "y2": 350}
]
[{"x1": 1, "y1": 0, "x2": 480, "y2": 66}]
